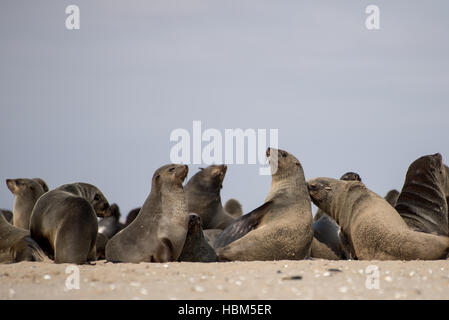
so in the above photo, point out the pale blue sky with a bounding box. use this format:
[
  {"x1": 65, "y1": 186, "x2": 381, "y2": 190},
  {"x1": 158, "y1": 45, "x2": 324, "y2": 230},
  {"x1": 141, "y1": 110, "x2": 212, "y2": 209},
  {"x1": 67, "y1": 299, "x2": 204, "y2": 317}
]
[{"x1": 1, "y1": 1, "x2": 448, "y2": 220}]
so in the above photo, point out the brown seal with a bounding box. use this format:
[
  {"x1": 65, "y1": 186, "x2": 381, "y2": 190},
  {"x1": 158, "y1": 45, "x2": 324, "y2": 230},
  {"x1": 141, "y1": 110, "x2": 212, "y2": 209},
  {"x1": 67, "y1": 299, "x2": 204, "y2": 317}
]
[
  {"x1": 214, "y1": 148, "x2": 313, "y2": 261},
  {"x1": 308, "y1": 177, "x2": 449, "y2": 260},
  {"x1": 98, "y1": 203, "x2": 125, "y2": 238},
  {"x1": 224, "y1": 199, "x2": 243, "y2": 219},
  {"x1": 105, "y1": 164, "x2": 189, "y2": 263},
  {"x1": 1, "y1": 209, "x2": 13, "y2": 224},
  {"x1": 0, "y1": 213, "x2": 46, "y2": 263},
  {"x1": 184, "y1": 165, "x2": 235, "y2": 230},
  {"x1": 6, "y1": 178, "x2": 48, "y2": 229},
  {"x1": 30, "y1": 183, "x2": 111, "y2": 264},
  {"x1": 203, "y1": 229, "x2": 223, "y2": 247},
  {"x1": 395, "y1": 153, "x2": 449, "y2": 236},
  {"x1": 384, "y1": 189, "x2": 400, "y2": 207},
  {"x1": 125, "y1": 207, "x2": 141, "y2": 227},
  {"x1": 95, "y1": 233, "x2": 108, "y2": 260},
  {"x1": 178, "y1": 213, "x2": 218, "y2": 262}
]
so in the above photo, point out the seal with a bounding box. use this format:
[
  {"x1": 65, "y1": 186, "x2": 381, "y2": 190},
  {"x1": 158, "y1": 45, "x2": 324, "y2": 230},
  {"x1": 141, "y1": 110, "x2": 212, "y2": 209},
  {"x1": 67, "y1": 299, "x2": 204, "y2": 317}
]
[
  {"x1": 178, "y1": 213, "x2": 218, "y2": 262},
  {"x1": 105, "y1": 164, "x2": 189, "y2": 263},
  {"x1": 309, "y1": 237, "x2": 339, "y2": 260},
  {"x1": 33, "y1": 178, "x2": 49, "y2": 193},
  {"x1": 312, "y1": 172, "x2": 362, "y2": 260},
  {"x1": 214, "y1": 148, "x2": 313, "y2": 261},
  {"x1": 0, "y1": 213, "x2": 46, "y2": 263},
  {"x1": 125, "y1": 207, "x2": 141, "y2": 227},
  {"x1": 224, "y1": 199, "x2": 243, "y2": 219},
  {"x1": 30, "y1": 183, "x2": 111, "y2": 264},
  {"x1": 308, "y1": 177, "x2": 449, "y2": 260},
  {"x1": 384, "y1": 189, "x2": 400, "y2": 207},
  {"x1": 395, "y1": 153, "x2": 449, "y2": 236},
  {"x1": 95, "y1": 233, "x2": 108, "y2": 260},
  {"x1": 1, "y1": 209, "x2": 13, "y2": 224},
  {"x1": 98, "y1": 203, "x2": 124, "y2": 238},
  {"x1": 6, "y1": 178, "x2": 48, "y2": 229},
  {"x1": 184, "y1": 165, "x2": 235, "y2": 230}
]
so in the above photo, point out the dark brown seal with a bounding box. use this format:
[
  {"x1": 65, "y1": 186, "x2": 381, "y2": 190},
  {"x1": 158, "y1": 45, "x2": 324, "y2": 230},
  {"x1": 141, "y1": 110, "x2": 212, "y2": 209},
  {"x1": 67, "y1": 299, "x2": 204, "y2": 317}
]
[
  {"x1": 0, "y1": 213, "x2": 46, "y2": 263},
  {"x1": 105, "y1": 164, "x2": 189, "y2": 263},
  {"x1": 395, "y1": 153, "x2": 449, "y2": 236},
  {"x1": 0, "y1": 209, "x2": 13, "y2": 224},
  {"x1": 125, "y1": 207, "x2": 141, "y2": 227},
  {"x1": 308, "y1": 177, "x2": 449, "y2": 260},
  {"x1": 184, "y1": 165, "x2": 235, "y2": 230},
  {"x1": 384, "y1": 189, "x2": 400, "y2": 207},
  {"x1": 6, "y1": 178, "x2": 48, "y2": 229},
  {"x1": 214, "y1": 148, "x2": 313, "y2": 261},
  {"x1": 178, "y1": 213, "x2": 217, "y2": 262},
  {"x1": 30, "y1": 183, "x2": 111, "y2": 264}
]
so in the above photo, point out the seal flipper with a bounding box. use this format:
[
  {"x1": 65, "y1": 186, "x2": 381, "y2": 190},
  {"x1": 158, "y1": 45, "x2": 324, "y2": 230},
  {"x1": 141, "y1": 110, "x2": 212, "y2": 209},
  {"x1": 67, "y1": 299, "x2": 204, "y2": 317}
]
[{"x1": 214, "y1": 201, "x2": 272, "y2": 249}]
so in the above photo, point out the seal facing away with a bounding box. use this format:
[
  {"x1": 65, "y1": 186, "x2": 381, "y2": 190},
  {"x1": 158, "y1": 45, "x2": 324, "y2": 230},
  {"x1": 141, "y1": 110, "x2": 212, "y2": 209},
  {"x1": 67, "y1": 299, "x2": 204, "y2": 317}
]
[
  {"x1": 30, "y1": 183, "x2": 111, "y2": 264},
  {"x1": 106, "y1": 164, "x2": 189, "y2": 263},
  {"x1": 214, "y1": 148, "x2": 313, "y2": 261},
  {"x1": 312, "y1": 172, "x2": 362, "y2": 260},
  {"x1": 395, "y1": 153, "x2": 449, "y2": 236},
  {"x1": 179, "y1": 213, "x2": 218, "y2": 262},
  {"x1": 184, "y1": 165, "x2": 235, "y2": 230},
  {"x1": 98, "y1": 203, "x2": 124, "y2": 238},
  {"x1": 6, "y1": 178, "x2": 48, "y2": 229},
  {"x1": 308, "y1": 177, "x2": 449, "y2": 260},
  {"x1": 0, "y1": 213, "x2": 46, "y2": 263}
]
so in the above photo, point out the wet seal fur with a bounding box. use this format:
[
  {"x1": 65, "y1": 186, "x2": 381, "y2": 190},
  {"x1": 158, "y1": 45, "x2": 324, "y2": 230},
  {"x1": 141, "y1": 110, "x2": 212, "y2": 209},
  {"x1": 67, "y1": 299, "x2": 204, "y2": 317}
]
[
  {"x1": 308, "y1": 177, "x2": 449, "y2": 260},
  {"x1": 106, "y1": 164, "x2": 189, "y2": 263},
  {"x1": 395, "y1": 153, "x2": 449, "y2": 236},
  {"x1": 30, "y1": 183, "x2": 111, "y2": 264},
  {"x1": 0, "y1": 213, "x2": 46, "y2": 263},
  {"x1": 178, "y1": 213, "x2": 217, "y2": 262},
  {"x1": 214, "y1": 148, "x2": 313, "y2": 261},
  {"x1": 184, "y1": 165, "x2": 236, "y2": 230},
  {"x1": 6, "y1": 178, "x2": 48, "y2": 229}
]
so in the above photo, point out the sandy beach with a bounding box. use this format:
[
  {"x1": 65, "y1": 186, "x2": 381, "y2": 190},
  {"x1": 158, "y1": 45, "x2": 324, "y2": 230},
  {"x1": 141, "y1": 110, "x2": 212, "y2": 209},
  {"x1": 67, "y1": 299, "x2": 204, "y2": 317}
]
[{"x1": 1, "y1": 259, "x2": 449, "y2": 300}]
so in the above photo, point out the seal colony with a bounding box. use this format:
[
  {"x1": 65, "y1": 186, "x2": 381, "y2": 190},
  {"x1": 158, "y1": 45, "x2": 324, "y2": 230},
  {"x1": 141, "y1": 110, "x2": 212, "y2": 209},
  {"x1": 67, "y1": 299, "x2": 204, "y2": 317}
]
[{"x1": 1, "y1": 150, "x2": 449, "y2": 264}]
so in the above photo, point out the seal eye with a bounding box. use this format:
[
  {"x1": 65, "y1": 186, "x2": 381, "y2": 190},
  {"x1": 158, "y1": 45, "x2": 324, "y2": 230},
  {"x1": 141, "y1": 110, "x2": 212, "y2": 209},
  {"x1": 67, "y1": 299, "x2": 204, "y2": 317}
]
[
  {"x1": 94, "y1": 194, "x2": 100, "y2": 201},
  {"x1": 169, "y1": 167, "x2": 175, "y2": 172}
]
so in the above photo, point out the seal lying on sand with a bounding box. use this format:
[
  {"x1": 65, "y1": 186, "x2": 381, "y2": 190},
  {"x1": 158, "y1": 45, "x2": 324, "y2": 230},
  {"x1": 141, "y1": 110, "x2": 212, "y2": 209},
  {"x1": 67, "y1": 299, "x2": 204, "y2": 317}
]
[
  {"x1": 106, "y1": 164, "x2": 189, "y2": 263},
  {"x1": 179, "y1": 214, "x2": 217, "y2": 262},
  {"x1": 184, "y1": 165, "x2": 237, "y2": 230},
  {"x1": 30, "y1": 183, "x2": 111, "y2": 264},
  {"x1": 98, "y1": 203, "x2": 124, "y2": 238},
  {"x1": 395, "y1": 153, "x2": 449, "y2": 236},
  {"x1": 214, "y1": 148, "x2": 313, "y2": 261},
  {"x1": 6, "y1": 178, "x2": 48, "y2": 229},
  {"x1": 308, "y1": 177, "x2": 449, "y2": 260},
  {"x1": 0, "y1": 213, "x2": 46, "y2": 263}
]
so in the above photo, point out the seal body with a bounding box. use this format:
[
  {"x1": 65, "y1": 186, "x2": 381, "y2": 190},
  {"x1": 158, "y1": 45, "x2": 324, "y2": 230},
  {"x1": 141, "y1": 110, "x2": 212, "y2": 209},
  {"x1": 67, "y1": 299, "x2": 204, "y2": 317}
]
[
  {"x1": 184, "y1": 165, "x2": 235, "y2": 230},
  {"x1": 395, "y1": 153, "x2": 449, "y2": 236},
  {"x1": 30, "y1": 183, "x2": 110, "y2": 264},
  {"x1": 308, "y1": 177, "x2": 449, "y2": 260},
  {"x1": 384, "y1": 189, "x2": 400, "y2": 207},
  {"x1": 204, "y1": 229, "x2": 223, "y2": 247},
  {"x1": 98, "y1": 203, "x2": 124, "y2": 238},
  {"x1": 179, "y1": 214, "x2": 217, "y2": 262},
  {"x1": 106, "y1": 164, "x2": 189, "y2": 263},
  {"x1": 0, "y1": 213, "x2": 46, "y2": 263},
  {"x1": 95, "y1": 233, "x2": 108, "y2": 260},
  {"x1": 6, "y1": 178, "x2": 48, "y2": 229},
  {"x1": 215, "y1": 148, "x2": 313, "y2": 261}
]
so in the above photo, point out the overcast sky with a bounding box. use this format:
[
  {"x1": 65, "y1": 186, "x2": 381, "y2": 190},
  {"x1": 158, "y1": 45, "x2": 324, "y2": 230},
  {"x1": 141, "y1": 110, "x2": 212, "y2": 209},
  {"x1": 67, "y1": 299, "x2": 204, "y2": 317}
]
[{"x1": 1, "y1": 1, "x2": 448, "y2": 221}]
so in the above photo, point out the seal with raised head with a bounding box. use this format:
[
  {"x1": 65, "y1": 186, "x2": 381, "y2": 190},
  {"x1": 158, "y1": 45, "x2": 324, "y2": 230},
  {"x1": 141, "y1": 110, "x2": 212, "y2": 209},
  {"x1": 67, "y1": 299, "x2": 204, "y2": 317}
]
[
  {"x1": 184, "y1": 165, "x2": 235, "y2": 230},
  {"x1": 395, "y1": 153, "x2": 449, "y2": 236},
  {"x1": 384, "y1": 189, "x2": 400, "y2": 207},
  {"x1": 224, "y1": 199, "x2": 243, "y2": 219},
  {"x1": 312, "y1": 172, "x2": 362, "y2": 259},
  {"x1": 178, "y1": 213, "x2": 217, "y2": 262},
  {"x1": 308, "y1": 177, "x2": 449, "y2": 260},
  {"x1": 106, "y1": 164, "x2": 189, "y2": 263},
  {"x1": 0, "y1": 213, "x2": 46, "y2": 263},
  {"x1": 214, "y1": 148, "x2": 313, "y2": 261},
  {"x1": 30, "y1": 183, "x2": 111, "y2": 264},
  {"x1": 6, "y1": 178, "x2": 48, "y2": 229},
  {"x1": 98, "y1": 203, "x2": 125, "y2": 238}
]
